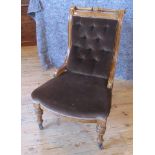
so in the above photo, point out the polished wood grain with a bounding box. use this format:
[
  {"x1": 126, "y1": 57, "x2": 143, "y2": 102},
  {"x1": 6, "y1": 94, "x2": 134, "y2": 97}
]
[
  {"x1": 21, "y1": 1, "x2": 36, "y2": 46},
  {"x1": 33, "y1": 103, "x2": 44, "y2": 130},
  {"x1": 107, "y1": 10, "x2": 125, "y2": 88},
  {"x1": 96, "y1": 119, "x2": 107, "y2": 149},
  {"x1": 22, "y1": 46, "x2": 132, "y2": 155}
]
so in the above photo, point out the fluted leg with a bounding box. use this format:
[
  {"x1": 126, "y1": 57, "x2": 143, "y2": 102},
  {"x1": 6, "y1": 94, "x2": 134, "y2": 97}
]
[
  {"x1": 33, "y1": 103, "x2": 44, "y2": 130},
  {"x1": 96, "y1": 119, "x2": 107, "y2": 150}
]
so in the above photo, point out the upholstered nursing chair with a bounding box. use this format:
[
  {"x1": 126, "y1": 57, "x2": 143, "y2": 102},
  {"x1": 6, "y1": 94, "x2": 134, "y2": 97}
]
[{"x1": 31, "y1": 6, "x2": 125, "y2": 150}]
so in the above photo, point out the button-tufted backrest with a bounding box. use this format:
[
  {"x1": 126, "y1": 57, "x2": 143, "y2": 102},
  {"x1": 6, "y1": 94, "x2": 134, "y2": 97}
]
[{"x1": 67, "y1": 16, "x2": 118, "y2": 79}]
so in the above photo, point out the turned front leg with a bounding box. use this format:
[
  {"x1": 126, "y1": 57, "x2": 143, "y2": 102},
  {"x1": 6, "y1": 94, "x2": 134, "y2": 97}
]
[
  {"x1": 33, "y1": 103, "x2": 44, "y2": 130},
  {"x1": 96, "y1": 119, "x2": 107, "y2": 150}
]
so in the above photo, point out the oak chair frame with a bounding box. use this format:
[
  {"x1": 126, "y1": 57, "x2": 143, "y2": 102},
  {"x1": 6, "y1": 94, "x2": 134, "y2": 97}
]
[{"x1": 33, "y1": 6, "x2": 125, "y2": 150}]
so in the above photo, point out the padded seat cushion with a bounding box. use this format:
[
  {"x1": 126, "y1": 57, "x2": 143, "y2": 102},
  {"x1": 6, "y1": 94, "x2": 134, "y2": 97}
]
[{"x1": 31, "y1": 71, "x2": 112, "y2": 119}]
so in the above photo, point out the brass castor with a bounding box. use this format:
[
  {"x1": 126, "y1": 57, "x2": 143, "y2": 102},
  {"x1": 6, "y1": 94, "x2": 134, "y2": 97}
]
[
  {"x1": 98, "y1": 143, "x2": 104, "y2": 150},
  {"x1": 39, "y1": 123, "x2": 44, "y2": 130}
]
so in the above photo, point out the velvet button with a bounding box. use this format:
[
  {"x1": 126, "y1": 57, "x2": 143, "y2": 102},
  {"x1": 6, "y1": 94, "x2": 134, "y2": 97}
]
[
  {"x1": 96, "y1": 38, "x2": 100, "y2": 43},
  {"x1": 87, "y1": 48, "x2": 92, "y2": 52},
  {"x1": 81, "y1": 36, "x2": 86, "y2": 40},
  {"x1": 74, "y1": 45, "x2": 79, "y2": 50},
  {"x1": 90, "y1": 25, "x2": 95, "y2": 31}
]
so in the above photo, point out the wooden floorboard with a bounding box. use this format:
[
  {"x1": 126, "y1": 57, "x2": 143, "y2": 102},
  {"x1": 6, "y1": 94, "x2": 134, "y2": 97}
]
[{"x1": 21, "y1": 46, "x2": 133, "y2": 155}]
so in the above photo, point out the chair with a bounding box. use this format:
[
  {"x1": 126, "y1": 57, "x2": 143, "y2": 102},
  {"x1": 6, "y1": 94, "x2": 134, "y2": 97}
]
[{"x1": 31, "y1": 6, "x2": 125, "y2": 150}]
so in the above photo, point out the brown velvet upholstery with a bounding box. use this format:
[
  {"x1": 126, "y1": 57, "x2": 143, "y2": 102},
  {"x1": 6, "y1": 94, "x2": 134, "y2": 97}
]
[
  {"x1": 67, "y1": 16, "x2": 118, "y2": 79},
  {"x1": 31, "y1": 13, "x2": 118, "y2": 119},
  {"x1": 32, "y1": 71, "x2": 112, "y2": 119}
]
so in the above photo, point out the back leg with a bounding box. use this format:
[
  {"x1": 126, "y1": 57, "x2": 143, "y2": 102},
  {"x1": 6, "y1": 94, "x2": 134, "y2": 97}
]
[{"x1": 33, "y1": 103, "x2": 44, "y2": 130}]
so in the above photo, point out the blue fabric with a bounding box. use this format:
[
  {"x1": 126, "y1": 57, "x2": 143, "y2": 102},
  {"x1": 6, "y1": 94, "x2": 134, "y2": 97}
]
[{"x1": 28, "y1": 0, "x2": 133, "y2": 80}]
